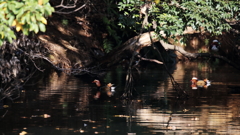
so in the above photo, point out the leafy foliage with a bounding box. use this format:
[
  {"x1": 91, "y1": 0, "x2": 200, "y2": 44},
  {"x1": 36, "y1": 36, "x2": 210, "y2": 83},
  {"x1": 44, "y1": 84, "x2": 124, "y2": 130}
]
[
  {"x1": 102, "y1": 16, "x2": 121, "y2": 46},
  {"x1": 118, "y1": 0, "x2": 240, "y2": 39},
  {"x1": 103, "y1": 39, "x2": 113, "y2": 53},
  {"x1": 102, "y1": 0, "x2": 122, "y2": 52},
  {"x1": 118, "y1": 0, "x2": 143, "y2": 34},
  {"x1": 0, "y1": 0, "x2": 54, "y2": 46}
]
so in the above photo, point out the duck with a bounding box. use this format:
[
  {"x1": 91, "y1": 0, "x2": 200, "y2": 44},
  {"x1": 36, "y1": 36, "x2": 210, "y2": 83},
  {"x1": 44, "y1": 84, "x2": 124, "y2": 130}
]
[
  {"x1": 106, "y1": 83, "x2": 116, "y2": 93},
  {"x1": 191, "y1": 77, "x2": 211, "y2": 89},
  {"x1": 210, "y1": 39, "x2": 220, "y2": 52},
  {"x1": 92, "y1": 79, "x2": 116, "y2": 99}
]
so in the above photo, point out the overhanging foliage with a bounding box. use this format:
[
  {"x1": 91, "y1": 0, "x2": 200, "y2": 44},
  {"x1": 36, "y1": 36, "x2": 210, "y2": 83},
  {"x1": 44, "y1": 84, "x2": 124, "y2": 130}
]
[
  {"x1": 0, "y1": 0, "x2": 54, "y2": 46},
  {"x1": 118, "y1": 0, "x2": 240, "y2": 40}
]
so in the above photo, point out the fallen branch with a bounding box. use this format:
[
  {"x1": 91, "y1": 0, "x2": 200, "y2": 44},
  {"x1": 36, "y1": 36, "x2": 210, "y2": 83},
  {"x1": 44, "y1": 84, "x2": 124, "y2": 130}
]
[
  {"x1": 54, "y1": 3, "x2": 87, "y2": 14},
  {"x1": 136, "y1": 54, "x2": 163, "y2": 64}
]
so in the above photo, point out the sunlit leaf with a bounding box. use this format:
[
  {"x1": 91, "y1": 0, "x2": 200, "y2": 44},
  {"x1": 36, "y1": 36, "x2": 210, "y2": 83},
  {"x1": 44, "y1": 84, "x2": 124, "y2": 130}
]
[{"x1": 38, "y1": 22, "x2": 46, "y2": 32}]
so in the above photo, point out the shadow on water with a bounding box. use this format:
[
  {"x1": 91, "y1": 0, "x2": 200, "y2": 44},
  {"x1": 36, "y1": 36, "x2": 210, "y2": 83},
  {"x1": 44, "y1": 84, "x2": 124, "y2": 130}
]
[{"x1": 0, "y1": 61, "x2": 240, "y2": 135}]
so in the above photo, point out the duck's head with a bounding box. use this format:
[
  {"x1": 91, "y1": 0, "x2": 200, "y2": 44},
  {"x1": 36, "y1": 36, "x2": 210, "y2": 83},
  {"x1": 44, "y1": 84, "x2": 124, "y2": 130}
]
[
  {"x1": 213, "y1": 40, "x2": 219, "y2": 43},
  {"x1": 107, "y1": 83, "x2": 113, "y2": 87},
  {"x1": 107, "y1": 83, "x2": 116, "y2": 92},
  {"x1": 191, "y1": 77, "x2": 198, "y2": 84},
  {"x1": 92, "y1": 79, "x2": 101, "y2": 87}
]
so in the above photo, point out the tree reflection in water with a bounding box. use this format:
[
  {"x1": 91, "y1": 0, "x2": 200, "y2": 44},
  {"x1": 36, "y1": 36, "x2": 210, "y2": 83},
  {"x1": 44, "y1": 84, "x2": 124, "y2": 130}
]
[{"x1": 0, "y1": 62, "x2": 239, "y2": 135}]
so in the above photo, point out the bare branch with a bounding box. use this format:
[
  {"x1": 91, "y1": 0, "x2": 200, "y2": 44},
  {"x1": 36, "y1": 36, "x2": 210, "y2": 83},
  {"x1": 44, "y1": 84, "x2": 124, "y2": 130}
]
[
  {"x1": 55, "y1": 0, "x2": 77, "y2": 8},
  {"x1": 54, "y1": 3, "x2": 87, "y2": 14},
  {"x1": 16, "y1": 48, "x2": 45, "y2": 72},
  {"x1": 136, "y1": 54, "x2": 163, "y2": 64}
]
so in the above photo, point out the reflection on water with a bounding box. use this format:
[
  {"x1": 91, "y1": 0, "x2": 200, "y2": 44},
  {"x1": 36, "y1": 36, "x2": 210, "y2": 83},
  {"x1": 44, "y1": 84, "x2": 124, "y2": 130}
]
[{"x1": 0, "y1": 62, "x2": 240, "y2": 135}]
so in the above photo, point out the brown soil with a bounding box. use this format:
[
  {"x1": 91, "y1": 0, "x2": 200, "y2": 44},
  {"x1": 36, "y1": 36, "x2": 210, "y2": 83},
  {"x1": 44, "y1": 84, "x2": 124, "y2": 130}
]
[{"x1": 37, "y1": 10, "x2": 107, "y2": 69}]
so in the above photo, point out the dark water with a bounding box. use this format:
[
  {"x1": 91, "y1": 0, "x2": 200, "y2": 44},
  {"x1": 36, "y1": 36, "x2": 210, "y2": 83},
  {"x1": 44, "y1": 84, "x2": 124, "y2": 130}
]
[{"x1": 0, "y1": 61, "x2": 240, "y2": 135}]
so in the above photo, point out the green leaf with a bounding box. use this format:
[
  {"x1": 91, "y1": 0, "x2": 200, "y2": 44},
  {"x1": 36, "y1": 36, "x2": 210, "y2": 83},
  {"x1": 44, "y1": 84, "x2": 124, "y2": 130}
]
[
  {"x1": 22, "y1": 25, "x2": 29, "y2": 35},
  {"x1": 25, "y1": 12, "x2": 30, "y2": 24},
  {"x1": 30, "y1": 15, "x2": 36, "y2": 23},
  {"x1": 38, "y1": 22, "x2": 46, "y2": 32},
  {"x1": 16, "y1": 8, "x2": 24, "y2": 19},
  {"x1": 29, "y1": 23, "x2": 37, "y2": 31},
  {"x1": 33, "y1": 23, "x2": 39, "y2": 33},
  {"x1": 7, "y1": 35, "x2": 13, "y2": 43},
  {"x1": 35, "y1": 13, "x2": 42, "y2": 21},
  {"x1": 14, "y1": 2, "x2": 24, "y2": 9},
  {"x1": 8, "y1": 16, "x2": 15, "y2": 26}
]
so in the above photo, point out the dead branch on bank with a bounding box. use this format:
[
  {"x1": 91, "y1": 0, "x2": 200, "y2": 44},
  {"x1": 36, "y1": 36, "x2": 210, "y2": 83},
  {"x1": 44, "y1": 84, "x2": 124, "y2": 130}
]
[
  {"x1": 54, "y1": 0, "x2": 89, "y2": 14},
  {"x1": 136, "y1": 54, "x2": 163, "y2": 64}
]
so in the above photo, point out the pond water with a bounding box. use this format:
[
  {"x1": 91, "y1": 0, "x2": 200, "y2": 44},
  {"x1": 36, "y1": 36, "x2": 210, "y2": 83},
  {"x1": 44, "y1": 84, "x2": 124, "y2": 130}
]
[{"x1": 0, "y1": 61, "x2": 240, "y2": 135}]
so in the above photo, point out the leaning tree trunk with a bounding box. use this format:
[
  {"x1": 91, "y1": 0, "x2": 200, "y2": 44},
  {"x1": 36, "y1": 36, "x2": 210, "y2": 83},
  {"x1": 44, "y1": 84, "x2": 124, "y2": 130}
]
[{"x1": 96, "y1": 31, "x2": 160, "y2": 67}]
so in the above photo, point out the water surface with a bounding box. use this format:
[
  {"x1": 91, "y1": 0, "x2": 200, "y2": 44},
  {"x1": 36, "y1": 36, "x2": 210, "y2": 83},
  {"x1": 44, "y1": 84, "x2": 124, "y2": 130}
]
[{"x1": 0, "y1": 61, "x2": 240, "y2": 135}]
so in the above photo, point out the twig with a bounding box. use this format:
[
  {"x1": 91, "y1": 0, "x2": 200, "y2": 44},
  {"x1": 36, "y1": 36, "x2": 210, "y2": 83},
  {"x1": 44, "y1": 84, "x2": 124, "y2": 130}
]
[
  {"x1": 136, "y1": 55, "x2": 163, "y2": 64},
  {"x1": 0, "y1": 110, "x2": 8, "y2": 120},
  {"x1": 55, "y1": 0, "x2": 77, "y2": 8},
  {"x1": 55, "y1": 3, "x2": 87, "y2": 14},
  {"x1": 16, "y1": 48, "x2": 45, "y2": 72}
]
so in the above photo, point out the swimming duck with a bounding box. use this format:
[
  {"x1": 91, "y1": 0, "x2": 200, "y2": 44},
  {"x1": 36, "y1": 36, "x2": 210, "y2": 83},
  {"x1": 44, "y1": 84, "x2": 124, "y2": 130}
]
[
  {"x1": 92, "y1": 79, "x2": 116, "y2": 99},
  {"x1": 191, "y1": 77, "x2": 211, "y2": 89},
  {"x1": 209, "y1": 40, "x2": 220, "y2": 52}
]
